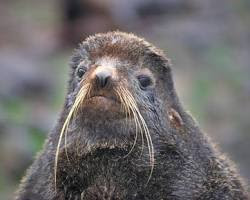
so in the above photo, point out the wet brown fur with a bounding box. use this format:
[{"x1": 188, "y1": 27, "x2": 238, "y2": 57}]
[{"x1": 16, "y1": 32, "x2": 249, "y2": 200}]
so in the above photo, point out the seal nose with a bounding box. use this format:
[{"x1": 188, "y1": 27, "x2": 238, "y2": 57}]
[{"x1": 95, "y1": 70, "x2": 111, "y2": 88}]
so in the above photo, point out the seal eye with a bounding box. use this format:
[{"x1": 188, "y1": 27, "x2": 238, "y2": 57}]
[
  {"x1": 137, "y1": 75, "x2": 152, "y2": 89},
  {"x1": 77, "y1": 67, "x2": 86, "y2": 78}
]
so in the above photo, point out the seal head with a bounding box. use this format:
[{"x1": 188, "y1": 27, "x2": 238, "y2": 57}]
[
  {"x1": 16, "y1": 32, "x2": 248, "y2": 200},
  {"x1": 54, "y1": 31, "x2": 176, "y2": 198}
]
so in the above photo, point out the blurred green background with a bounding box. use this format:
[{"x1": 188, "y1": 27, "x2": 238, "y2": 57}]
[{"x1": 0, "y1": 0, "x2": 249, "y2": 199}]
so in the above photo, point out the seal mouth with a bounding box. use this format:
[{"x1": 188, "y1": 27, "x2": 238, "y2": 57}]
[
  {"x1": 87, "y1": 95, "x2": 120, "y2": 103},
  {"x1": 83, "y1": 94, "x2": 122, "y2": 112},
  {"x1": 86, "y1": 94, "x2": 121, "y2": 105}
]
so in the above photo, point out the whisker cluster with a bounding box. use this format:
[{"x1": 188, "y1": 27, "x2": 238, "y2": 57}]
[
  {"x1": 54, "y1": 82, "x2": 155, "y2": 190},
  {"x1": 115, "y1": 85, "x2": 155, "y2": 184},
  {"x1": 54, "y1": 81, "x2": 91, "y2": 189}
]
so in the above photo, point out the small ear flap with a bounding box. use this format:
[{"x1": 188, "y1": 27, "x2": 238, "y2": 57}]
[{"x1": 168, "y1": 108, "x2": 184, "y2": 128}]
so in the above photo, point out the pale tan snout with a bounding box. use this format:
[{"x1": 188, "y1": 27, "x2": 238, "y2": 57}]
[{"x1": 90, "y1": 66, "x2": 117, "y2": 88}]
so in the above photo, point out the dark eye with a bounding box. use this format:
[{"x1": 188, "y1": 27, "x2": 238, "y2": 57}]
[
  {"x1": 77, "y1": 67, "x2": 86, "y2": 78},
  {"x1": 137, "y1": 75, "x2": 152, "y2": 89}
]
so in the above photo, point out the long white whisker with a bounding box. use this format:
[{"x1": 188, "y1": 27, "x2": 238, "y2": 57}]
[
  {"x1": 54, "y1": 83, "x2": 90, "y2": 191},
  {"x1": 123, "y1": 89, "x2": 154, "y2": 184}
]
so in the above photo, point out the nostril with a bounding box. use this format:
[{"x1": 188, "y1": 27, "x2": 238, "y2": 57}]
[{"x1": 95, "y1": 71, "x2": 111, "y2": 88}]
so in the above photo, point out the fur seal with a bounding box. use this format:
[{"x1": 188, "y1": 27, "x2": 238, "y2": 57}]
[{"x1": 16, "y1": 32, "x2": 249, "y2": 200}]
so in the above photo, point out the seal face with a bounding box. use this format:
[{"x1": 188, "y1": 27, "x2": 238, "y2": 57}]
[
  {"x1": 15, "y1": 32, "x2": 249, "y2": 200},
  {"x1": 63, "y1": 33, "x2": 167, "y2": 146},
  {"x1": 52, "y1": 32, "x2": 173, "y2": 198}
]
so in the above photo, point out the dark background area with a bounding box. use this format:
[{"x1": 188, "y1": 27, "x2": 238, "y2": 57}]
[{"x1": 0, "y1": 0, "x2": 249, "y2": 199}]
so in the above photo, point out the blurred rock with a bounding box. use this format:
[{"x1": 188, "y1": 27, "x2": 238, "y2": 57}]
[
  {"x1": 60, "y1": 0, "x2": 118, "y2": 46},
  {"x1": 60, "y1": 0, "x2": 193, "y2": 45},
  {"x1": 0, "y1": 50, "x2": 52, "y2": 99}
]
